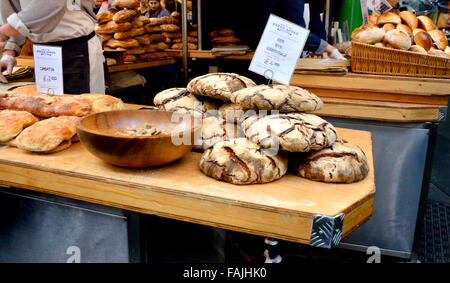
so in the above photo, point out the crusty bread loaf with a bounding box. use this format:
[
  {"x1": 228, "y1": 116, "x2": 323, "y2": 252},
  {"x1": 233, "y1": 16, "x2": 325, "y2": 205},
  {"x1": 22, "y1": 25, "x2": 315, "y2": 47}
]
[
  {"x1": 172, "y1": 36, "x2": 198, "y2": 43},
  {"x1": 428, "y1": 29, "x2": 448, "y2": 51},
  {"x1": 396, "y1": 24, "x2": 412, "y2": 34},
  {"x1": 382, "y1": 23, "x2": 396, "y2": 32},
  {"x1": 417, "y1": 15, "x2": 435, "y2": 31},
  {"x1": 445, "y1": 46, "x2": 450, "y2": 57},
  {"x1": 104, "y1": 38, "x2": 139, "y2": 49},
  {"x1": 160, "y1": 24, "x2": 181, "y2": 33},
  {"x1": 171, "y1": 43, "x2": 198, "y2": 50},
  {"x1": 138, "y1": 52, "x2": 169, "y2": 61},
  {"x1": 162, "y1": 32, "x2": 182, "y2": 38},
  {"x1": 399, "y1": 11, "x2": 418, "y2": 30},
  {"x1": 0, "y1": 110, "x2": 38, "y2": 143},
  {"x1": 188, "y1": 30, "x2": 198, "y2": 37},
  {"x1": 384, "y1": 29, "x2": 411, "y2": 50},
  {"x1": 123, "y1": 54, "x2": 137, "y2": 63},
  {"x1": 97, "y1": 8, "x2": 119, "y2": 24},
  {"x1": 12, "y1": 116, "x2": 79, "y2": 153},
  {"x1": 0, "y1": 93, "x2": 92, "y2": 117},
  {"x1": 123, "y1": 46, "x2": 147, "y2": 55},
  {"x1": 413, "y1": 30, "x2": 432, "y2": 51},
  {"x1": 144, "y1": 24, "x2": 162, "y2": 33},
  {"x1": 112, "y1": 8, "x2": 138, "y2": 23},
  {"x1": 112, "y1": 0, "x2": 140, "y2": 9},
  {"x1": 351, "y1": 27, "x2": 385, "y2": 44},
  {"x1": 211, "y1": 36, "x2": 240, "y2": 44},
  {"x1": 410, "y1": 45, "x2": 428, "y2": 54},
  {"x1": 377, "y1": 12, "x2": 401, "y2": 25},
  {"x1": 100, "y1": 34, "x2": 113, "y2": 43},
  {"x1": 95, "y1": 21, "x2": 132, "y2": 34},
  {"x1": 113, "y1": 27, "x2": 146, "y2": 40},
  {"x1": 78, "y1": 94, "x2": 125, "y2": 113},
  {"x1": 428, "y1": 48, "x2": 450, "y2": 58}
]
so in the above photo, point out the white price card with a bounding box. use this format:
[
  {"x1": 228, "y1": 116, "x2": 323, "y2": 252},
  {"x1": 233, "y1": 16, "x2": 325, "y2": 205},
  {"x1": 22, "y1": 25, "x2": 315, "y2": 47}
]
[
  {"x1": 249, "y1": 14, "x2": 309, "y2": 85},
  {"x1": 33, "y1": 44, "x2": 64, "y2": 95}
]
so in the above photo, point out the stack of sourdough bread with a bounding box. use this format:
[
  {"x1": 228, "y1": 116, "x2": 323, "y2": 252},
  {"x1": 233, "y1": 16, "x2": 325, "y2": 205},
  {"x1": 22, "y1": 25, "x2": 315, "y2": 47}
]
[
  {"x1": 161, "y1": 11, "x2": 199, "y2": 50},
  {"x1": 352, "y1": 11, "x2": 449, "y2": 57},
  {"x1": 208, "y1": 29, "x2": 241, "y2": 48},
  {"x1": 153, "y1": 73, "x2": 370, "y2": 185},
  {"x1": 95, "y1": 0, "x2": 170, "y2": 63},
  {"x1": 0, "y1": 85, "x2": 125, "y2": 153}
]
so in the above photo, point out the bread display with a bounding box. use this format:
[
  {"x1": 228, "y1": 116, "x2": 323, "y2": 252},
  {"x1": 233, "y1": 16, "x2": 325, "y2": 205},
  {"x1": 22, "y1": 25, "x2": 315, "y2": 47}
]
[
  {"x1": 0, "y1": 92, "x2": 124, "y2": 117},
  {"x1": 291, "y1": 140, "x2": 369, "y2": 183},
  {"x1": 187, "y1": 73, "x2": 256, "y2": 101},
  {"x1": 230, "y1": 85, "x2": 323, "y2": 113},
  {"x1": 0, "y1": 110, "x2": 38, "y2": 143},
  {"x1": 199, "y1": 138, "x2": 288, "y2": 185}
]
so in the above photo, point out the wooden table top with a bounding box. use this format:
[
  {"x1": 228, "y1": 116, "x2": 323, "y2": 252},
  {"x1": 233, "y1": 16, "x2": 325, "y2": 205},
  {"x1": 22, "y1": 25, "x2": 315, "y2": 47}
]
[{"x1": 0, "y1": 127, "x2": 375, "y2": 244}]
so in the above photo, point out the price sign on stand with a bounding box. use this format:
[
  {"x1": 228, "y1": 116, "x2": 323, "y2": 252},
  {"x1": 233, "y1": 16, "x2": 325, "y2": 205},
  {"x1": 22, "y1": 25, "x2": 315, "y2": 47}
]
[
  {"x1": 33, "y1": 44, "x2": 64, "y2": 95},
  {"x1": 249, "y1": 14, "x2": 309, "y2": 85}
]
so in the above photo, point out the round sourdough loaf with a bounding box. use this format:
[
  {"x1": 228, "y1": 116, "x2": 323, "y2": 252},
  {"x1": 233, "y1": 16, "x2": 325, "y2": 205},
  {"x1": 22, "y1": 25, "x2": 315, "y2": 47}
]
[{"x1": 199, "y1": 138, "x2": 288, "y2": 185}]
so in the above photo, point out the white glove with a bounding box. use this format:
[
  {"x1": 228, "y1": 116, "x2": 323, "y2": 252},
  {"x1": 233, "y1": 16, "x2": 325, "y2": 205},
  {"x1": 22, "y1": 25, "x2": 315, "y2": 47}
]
[
  {"x1": 0, "y1": 54, "x2": 17, "y2": 84},
  {"x1": 329, "y1": 48, "x2": 346, "y2": 60}
]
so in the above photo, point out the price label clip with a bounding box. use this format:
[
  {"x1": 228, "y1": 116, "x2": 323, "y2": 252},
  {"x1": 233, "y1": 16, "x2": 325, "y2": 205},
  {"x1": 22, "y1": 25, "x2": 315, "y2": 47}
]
[{"x1": 264, "y1": 69, "x2": 274, "y2": 87}]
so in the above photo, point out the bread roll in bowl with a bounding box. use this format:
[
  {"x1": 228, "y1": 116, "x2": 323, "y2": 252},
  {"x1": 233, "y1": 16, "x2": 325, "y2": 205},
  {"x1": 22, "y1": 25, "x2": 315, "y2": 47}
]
[
  {"x1": 410, "y1": 45, "x2": 428, "y2": 54},
  {"x1": 413, "y1": 28, "x2": 427, "y2": 36},
  {"x1": 413, "y1": 30, "x2": 432, "y2": 51},
  {"x1": 377, "y1": 12, "x2": 402, "y2": 25},
  {"x1": 351, "y1": 27, "x2": 385, "y2": 44},
  {"x1": 428, "y1": 29, "x2": 448, "y2": 51},
  {"x1": 384, "y1": 29, "x2": 411, "y2": 50},
  {"x1": 399, "y1": 11, "x2": 418, "y2": 30},
  {"x1": 445, "y1": 46, "x2": 450, "y2": 57},
  {"x1": 396, "y1": 24, "x2": 412, "y2": 34},
  {"x1": 417, "y1": 15, "x2": 434, "y2": 31}
]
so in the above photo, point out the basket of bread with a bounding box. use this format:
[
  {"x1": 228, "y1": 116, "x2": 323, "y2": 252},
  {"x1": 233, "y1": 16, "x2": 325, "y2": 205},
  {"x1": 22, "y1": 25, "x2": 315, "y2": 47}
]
[{"x1": 351, "y1": 11, "x2": 450, "y2": 78}]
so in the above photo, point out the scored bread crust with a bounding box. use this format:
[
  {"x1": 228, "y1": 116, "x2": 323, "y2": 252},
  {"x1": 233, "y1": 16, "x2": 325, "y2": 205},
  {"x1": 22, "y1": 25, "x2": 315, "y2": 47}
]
[
  {"x1": 230, "y1": 84, "x2": 323, "y2": 113},
  {"x1": 199, "y1": 138, "x2": 288, "y2": 185},
  {"x1": 187, "y1": 73, "x2": 256, "y2": 101},
  {"x1": 12, "y1": 116, "x2": 79, "y2": 153}
]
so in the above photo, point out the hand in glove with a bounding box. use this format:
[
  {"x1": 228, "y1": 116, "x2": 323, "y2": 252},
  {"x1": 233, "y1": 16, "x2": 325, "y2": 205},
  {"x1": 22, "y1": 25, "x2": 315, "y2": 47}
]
[
  {"x1": 328, "y1": 48, "x2": 346, "y2": 60},
  {"x1": 0, "y1": 54, "x2": 17, "y2": 84}
]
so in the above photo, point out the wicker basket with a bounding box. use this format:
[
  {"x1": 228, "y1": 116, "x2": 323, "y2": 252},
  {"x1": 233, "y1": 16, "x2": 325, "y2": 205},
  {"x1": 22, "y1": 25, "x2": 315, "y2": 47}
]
[{"x1": 351, "y1": 41, "x2": 450, "y2": 79}]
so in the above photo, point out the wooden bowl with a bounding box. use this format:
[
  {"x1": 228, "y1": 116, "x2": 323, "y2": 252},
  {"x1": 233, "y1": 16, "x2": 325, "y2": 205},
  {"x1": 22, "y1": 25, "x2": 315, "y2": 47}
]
[{"x1": 76, "y1": 109, "x2": 200, "y2": 168}]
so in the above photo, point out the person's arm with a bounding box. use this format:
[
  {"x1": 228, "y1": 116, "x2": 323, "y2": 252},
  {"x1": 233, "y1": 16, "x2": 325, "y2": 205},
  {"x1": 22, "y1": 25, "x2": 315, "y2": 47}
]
[{"x1": 2, "y1": 0, "x2": 67, "y2": 38}]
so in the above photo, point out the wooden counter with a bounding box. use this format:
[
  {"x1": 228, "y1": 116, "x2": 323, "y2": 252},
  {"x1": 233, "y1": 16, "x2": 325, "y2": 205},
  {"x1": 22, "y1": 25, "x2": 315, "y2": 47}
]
[{"x1": 0, "y1": 128, "x2": 374, "y2": 246}]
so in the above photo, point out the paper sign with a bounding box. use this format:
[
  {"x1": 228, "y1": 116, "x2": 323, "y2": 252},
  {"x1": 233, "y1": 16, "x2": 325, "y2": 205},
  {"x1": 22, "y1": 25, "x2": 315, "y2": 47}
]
[
  {"x1": 249, "y1": 14, "x2": 309, "y2": 85},
  {"x1": 33, "y1": 45, "x2": 64, "y2": 95}
]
